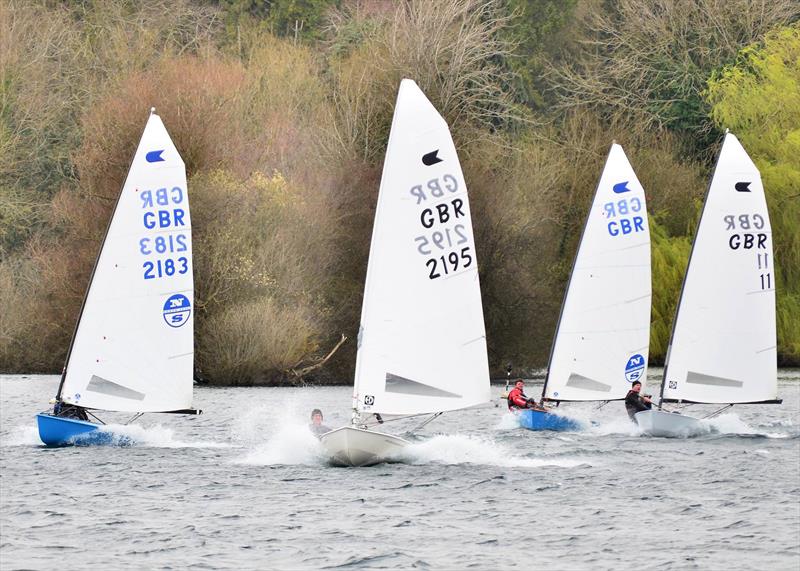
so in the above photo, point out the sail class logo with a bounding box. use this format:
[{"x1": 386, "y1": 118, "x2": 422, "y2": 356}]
[
  {"x1": 422, "y1": 150, "x2": 443, "y2": 166},
  {"x1": 735, "y1": 181, "x2": 751, "y2": 192},
  {"x1": 146, "y1": 150, "x2": 165, "y2": 163},
  {"x1": 613, "y1": 181, "x2": 631, "y2": 194},
  {"x1": 624, "y1": 354, "x2": 645, "y2": 382},
  {"x1": 162, "y1": 294, "x2": 191, "y2": 328}
]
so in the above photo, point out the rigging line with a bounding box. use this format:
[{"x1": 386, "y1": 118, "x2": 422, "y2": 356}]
[
  {"x1": 595, "y1": 400, "x2": 610, "y2": 410},
  {"x1": 405, "y1": 412, "x2": 444, "y2": 437},
  {"x1": 663, "y1": 402, "x2": 691, "y2": 413},
  {"x1": 360, "y1": 410, "x2": 445, "y2": 428},
  {"x1": 125, "y1": 413, "x2": 144, "y2": 425},
  {"x1": 86, "y1": 410, "x2": 106, "y2": 425},
  {"x1": 702, "y1": 404, "x2": 733, "y2": 420}
]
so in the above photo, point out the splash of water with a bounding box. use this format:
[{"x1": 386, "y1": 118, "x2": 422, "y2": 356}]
[
  {"x1": 494, "y1": 412, "x2": 521, "y2": 430},
  {"x1": 706, "y1": 413, "x2": 756, "y2": 435},
  {"x1": 2, "y1": 425, "x2": 42, "y2": 446},
  {"x1": 235, "y1": 422, "x2": 325, "y2": 466},
  {"x1": 588, "y1": 417, "x2": 642, "y2": 437}
]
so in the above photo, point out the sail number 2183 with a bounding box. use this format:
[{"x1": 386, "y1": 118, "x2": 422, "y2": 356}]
[{"x1": 143, "y1": 257, "x2": 189, "y2": 280}]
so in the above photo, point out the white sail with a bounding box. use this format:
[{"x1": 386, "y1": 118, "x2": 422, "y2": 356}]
[
  {"x1": 661, "y1": 133, "x2": 777, "y2": 404},
  {"x1": 352, "y1": 79, "x2": 490, "y2": 417},
  {"x1": 543, "y1": 144, "x2": 651, "y2": 401},
  {"x1": 58, "y1": 112, "x2": 194, "y2": 413}
]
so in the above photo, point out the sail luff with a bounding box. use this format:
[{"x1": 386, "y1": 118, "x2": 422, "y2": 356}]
[
  {"x1": 540, "y1": 144, "x2": 615, "y2": 403},
  {"x1": 658, "y1": 135, "x2": 725, "y2": 408},
  {"x1": 351, "y1": 80, "x2": 407, "y2": 416},
  {"x1": 56, "y1": 113, "x2": 153, "y2": 402}
]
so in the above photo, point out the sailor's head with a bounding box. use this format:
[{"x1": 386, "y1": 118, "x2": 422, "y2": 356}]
[
  {"x1": 311, "y1": 409, "x2": 323, "y2": 425},
  {"x1": 631, "y1": 380, "x2": 642, "y2": 392},
  {"x1": 515, "y1": 379, "x2": 525, "y2": 389}
]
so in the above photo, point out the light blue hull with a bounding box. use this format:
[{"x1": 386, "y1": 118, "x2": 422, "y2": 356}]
[
  {"x1": 36, "y1": 414, "x2": 115, "y2": 447},
  {"x1": 518, "y1": 409, "x2": 583, "y2": 432}
]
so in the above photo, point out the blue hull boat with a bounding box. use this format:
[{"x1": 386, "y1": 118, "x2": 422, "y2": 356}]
[
  {"x1": 518, "y1": 409, "x2": 583, "y2": 432},
  {"x1": 36, "y1": 414, "x2": 115, "y2": 447}
]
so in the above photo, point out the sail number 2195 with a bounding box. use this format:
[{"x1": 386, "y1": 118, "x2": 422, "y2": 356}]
[{"x1": 426, "y1": 247, "x2": 473, "y2": 280}]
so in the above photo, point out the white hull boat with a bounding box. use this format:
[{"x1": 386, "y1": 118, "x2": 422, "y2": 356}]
[
  {"x1": 320, "y1": 427, "x2": 409, "y2": 467},
  {"x1": 641, "y1": 132, "x2": 780, "y2": 435},
  {"x1": 323, "y1": 79, "x2": 491, "y2": 465},
  {"x1": 635, "y1": 409, "x2": 708, "y2": 438}
]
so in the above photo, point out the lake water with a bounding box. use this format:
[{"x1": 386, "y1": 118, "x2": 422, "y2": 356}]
[{"x1": 1, "y1": 371, "x2": 799, "y2": 570}]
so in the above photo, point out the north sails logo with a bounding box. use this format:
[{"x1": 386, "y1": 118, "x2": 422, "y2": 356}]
[
  {"x1": 735, "y1": 181, "x2": 751, "y2": 192},
  {"x1": 624, "y1": 354, "x2": 645, "y2": 382},
  {"x1": 163, "y1": 294, "x2": 191, "y2": 328},
  {"x1": 422, "y1": 150, "x2": 443, "y2": 166}
]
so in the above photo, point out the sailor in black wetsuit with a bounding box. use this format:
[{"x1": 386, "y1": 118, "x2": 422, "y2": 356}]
[
  {"x1": 53, "y1": 401, "x2": 89, "y2": 421},
  {"x1": 625, "y1": 380, "x2": 652, "y2": 421}
]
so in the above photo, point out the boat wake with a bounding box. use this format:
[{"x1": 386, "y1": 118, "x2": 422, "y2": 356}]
[
  {"x1": 90, "y1": 424, "x2": 232, "y2": 448},
  {"x1": 3, "y1": 423, "x2": 230, "y2": 448},
  {"x1": 401, "y1": 434, "x2": 592, "y2": 468},
  {"x1": 705, "y1": 413, "x2": 796, "y2": 439}
]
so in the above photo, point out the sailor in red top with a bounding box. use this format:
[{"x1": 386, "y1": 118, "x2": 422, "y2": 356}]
[{"x1": 507, "y1": 379, "x2": 549, "y2": 412}]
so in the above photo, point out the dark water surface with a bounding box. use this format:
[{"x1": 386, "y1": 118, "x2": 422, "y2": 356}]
[{"x1": 2, "y1": 371, "x2": 799, "y2": 570}]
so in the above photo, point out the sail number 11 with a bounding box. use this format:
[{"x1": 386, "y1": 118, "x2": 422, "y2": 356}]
[{"x1": 757, "y1": 253, "x2": 771, "y2": 290}]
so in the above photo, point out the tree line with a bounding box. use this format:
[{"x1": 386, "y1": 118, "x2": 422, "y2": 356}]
[{"x1": 1, "y1": 0, "x2": 798, "y2": 383}]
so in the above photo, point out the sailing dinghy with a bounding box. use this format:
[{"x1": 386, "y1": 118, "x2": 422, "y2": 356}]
[
  {"x1": 319, "y1": 79, "x2": 491, "y2": 466},
  {"x1": 37, "y1": 109, "x2": 200, "y2": 446},
  {"x1": 636, "y1": 132, "x2": 780, "y2": 437},
  {"x1": 520, "y1": 143, "x2": 652, "y2": 431}
]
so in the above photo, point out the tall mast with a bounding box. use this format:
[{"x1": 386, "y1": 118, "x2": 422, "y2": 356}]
[{"x1": 658, "y1": 131, "x2": 726, "y2": 408}]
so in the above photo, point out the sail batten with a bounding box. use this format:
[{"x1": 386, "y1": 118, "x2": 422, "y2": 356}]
[
  {"x1": 660, "y1": 133, "x2": 777, "y2": 405},
  {"x1": 352, "y1": 79, "x2": 490, "y2": 417},
  {"x1": 58, "y1": 113, "x2": 194, "y2": 413},
  {"x1": 542, "y1": 144, "x2": 652, "y2": 402}
]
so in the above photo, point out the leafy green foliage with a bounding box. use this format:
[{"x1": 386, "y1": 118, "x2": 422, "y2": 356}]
[
  {"x1": 217, "y1": 0, "x2": 338, "y2": 42},
  {"x1": 499, "y1": 0, "x2": 578, "y2": 108},
  {"x1": 706, "y1": 24, "x2": 800, "y2": 363},
  {"x1": 649, "y1": 220, "x2": 691, "y2": 363}
]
